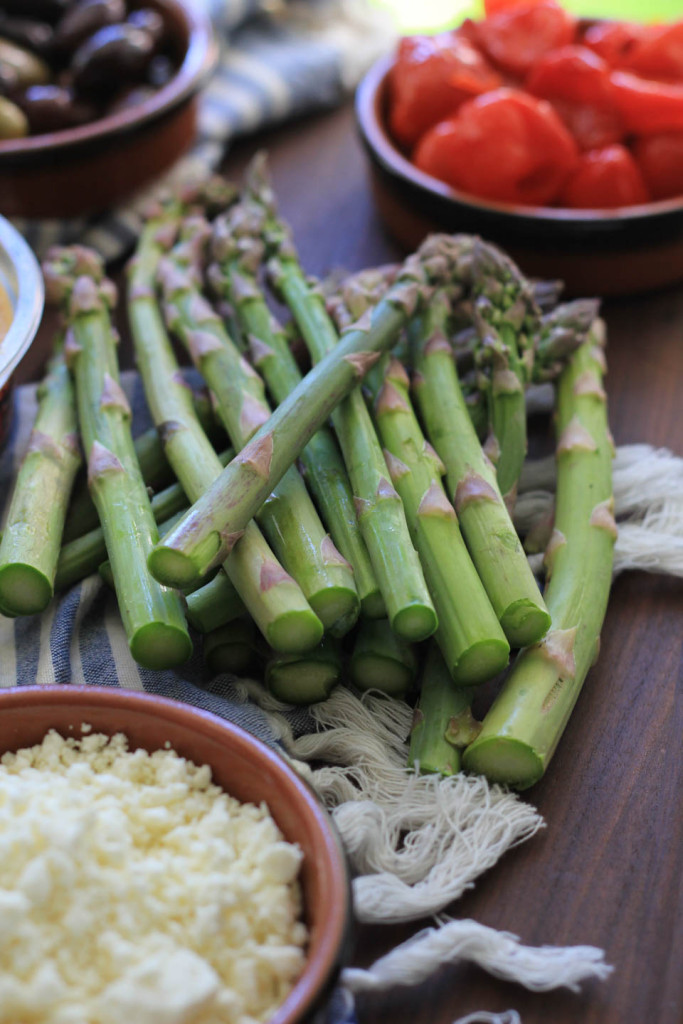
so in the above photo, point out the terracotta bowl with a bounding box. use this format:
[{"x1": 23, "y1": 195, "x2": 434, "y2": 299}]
[
  {"x1": 0, "y1": 686, "x2": 352, "y2": 1024},
  {"x1": 356, "y1": 54, "x2": 683, "y2": 297},
  {"x1": 0, "y1": 0, "x2": 217, "y2": 220}
]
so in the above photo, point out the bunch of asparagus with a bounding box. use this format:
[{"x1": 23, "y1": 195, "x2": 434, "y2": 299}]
[{"x1": 0, "y1": 161, "x2": 614, "y2": 788}]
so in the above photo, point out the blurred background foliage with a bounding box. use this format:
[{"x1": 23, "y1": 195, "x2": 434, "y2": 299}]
[{"x1": 369, "y1": 0, "x2": 683, "y2": 34}]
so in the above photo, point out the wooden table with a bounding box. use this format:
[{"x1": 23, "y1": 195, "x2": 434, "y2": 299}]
[{"x1": 25, "y1": 103, "x2": 683, "y2": 1024}]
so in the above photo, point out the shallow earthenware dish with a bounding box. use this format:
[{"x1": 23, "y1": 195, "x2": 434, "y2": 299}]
[
  {"x1": 0, "y1": 215, "x2": 44, "y2": 448},
  {"x1": 0, "y1": 0, "x2": 217, "y2": 219},
  {"x1": 356, "y1": 53, "x2": 683, "y2": 297},
  {"x1": 0, "y1": 685, "x2": 352, "y2": 1024}
]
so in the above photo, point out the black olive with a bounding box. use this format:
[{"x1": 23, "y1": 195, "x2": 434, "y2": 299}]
[
  {"x1": 15, "y1": 82, "x2": 97, "y2": 133},
  {"x1": 127, "y1": 8, "x2": 164, "y2": 47},
  {"x1": 71, "y1": 23, "x2": 155, "y2": 95},
  {"x1": 0, "y1": 2, "x2": 71, "y2": 26},
  {"x1": 108, "y1": 82, "x2": 156, "y2": 114},
  {"x1": 0, "y1": 14, "x2": 54, "y2": 55},
  {"x1": 52, "y1": 0, "x2": 126, "y2": 55}
]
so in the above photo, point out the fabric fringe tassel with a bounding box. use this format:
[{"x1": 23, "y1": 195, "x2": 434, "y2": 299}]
[
  {"x1": 231, "y1": 681, "x2": 612, "y2": 999},
  {"x1": 517, "y1": 445, "x2": 683, "y2": 578},
  {"x1": 343, "y1": 918, "x2": 612, "y2": 994}
]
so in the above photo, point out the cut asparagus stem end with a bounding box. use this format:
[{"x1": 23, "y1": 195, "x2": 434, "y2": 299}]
[
  {"x1": 309, "y1": 585, "x2": 360, "y2": 637},
  {"x1": 391, "y1": 603, "x2": 438, "y2": 643},
  {"x1": 499, "y1": 600, "x2": 552, "y2": 648},
  {"x1": 351, "y1": 654, "x2": 414, "y2": 696},
  {"x1": 452, "y1": 638, "x2": 511, "y2": 688},
  {"x1": 265, "y1": 610, "x2": 324, "y2": 655},
  {"x1": 129, "y1": 622, "x2": 194, "y2": 671},
  {"x1": 461, "y1": 735, "x2": 544, "y2": 790},
  {"x1": 147, "y1": 541, "x2": 218, "y2": 590},
  {"x1": 360, "y1": 588, "x2": 387, "y2": 620},
  {"x1": 266, "y1": 660, "x2": 339, "y2": 705},
  {"x1": 0, "y1": 564, "x2": 53, "y2": 617}
]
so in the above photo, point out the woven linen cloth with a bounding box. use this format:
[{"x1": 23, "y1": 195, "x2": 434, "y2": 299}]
[{"x1": 10, "y1": 0, "x2": 395, "y2": 261}]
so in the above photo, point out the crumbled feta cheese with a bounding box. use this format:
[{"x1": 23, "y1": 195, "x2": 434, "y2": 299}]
[{"x1": 0, "y1": 731, "x2": 307, "y2": 1024}]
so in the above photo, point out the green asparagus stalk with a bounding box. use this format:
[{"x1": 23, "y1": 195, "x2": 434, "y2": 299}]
[
  {"x1": 256, "y1": 208, "x2": 437, "y2": 642},
  {"x1": 408, "y1": 645, "x2": 478, "y2": 776},
  {"x1": 349, "y1": 618, "x2": 417, "y2": 697},
  {"x1": 44, "y1": 248, "x2": 192, "y2": 669},
  {"x1": 0, "y1": 351, "x2": 81, "y2": 615},
  {"x1": 158, "y1": 218, "x2": 359, "y2": 637},
  {"x1": 185, "y1": 570, "x2": 246, "y2": 634},
  {"x1": 532, "y1": 299, "x2": 601, "y2": 383},
  {"x1": 148, "y1": 233, "x2": 470, "y2": 598},
  {"x1": 265, "y1": 636, "x2": 342, "y2": 704},
  {"x1": 204, "y1": 618, "x2": 259, "y2": 676},
  {"x1": 96, "y1": 509, "x2": 190, "y2": 597},
  {"x1": 62, "y1": 387, "x2": 225, "y2": 543},
  {"x1": 463, "y1": 324, "x2": 615, "y2": 788},
  {"x1": 411, "y1": 289, "x2": 551, "y2": 649},
  {"x1": 209, "y1": 204, "x2": 383, "y2": 620},
  {"x1": 365, "y1": 351, "x2": 510, "y2": 685},
  {"x1": 127, "y1": 205, "x2": 322, "y2": 654},
  {"x1": 470, "y1": 244, "x2": 540, "y2": 505}
]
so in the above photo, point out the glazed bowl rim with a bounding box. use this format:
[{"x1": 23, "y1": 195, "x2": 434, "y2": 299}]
[
  {"x1": 0, "y1": 0, "x2": 216, "y2": 161},
  {"x1": 0, "y1": 214, "x2": 44, "y2": 386},
  {"x1": 356, "y1": 53, "x2": 683, "y2": 228},
  {"x1": 0, "y1": 685, "x2": 352, "y2": 1024}
]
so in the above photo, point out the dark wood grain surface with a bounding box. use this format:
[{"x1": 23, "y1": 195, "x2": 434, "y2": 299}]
[{"x1": 23, "y1": 103, "x2": 683, "y2": 1024}]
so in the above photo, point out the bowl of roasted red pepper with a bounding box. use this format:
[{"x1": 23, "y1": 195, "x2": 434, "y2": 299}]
[{"x1": 356, "y1": 0, "x2": 683, "y2": 295}]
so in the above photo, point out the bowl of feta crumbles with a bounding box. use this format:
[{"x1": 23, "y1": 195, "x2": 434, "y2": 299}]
[{"x1": 0, "y1": 685, "x2": 351, "y2": 1024}]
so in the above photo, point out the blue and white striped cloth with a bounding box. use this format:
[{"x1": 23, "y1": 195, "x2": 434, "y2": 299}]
[
  {"x1": 12, "y1": 0, "x2": 394, "y2": 260},
  {"x1": 0, "y1": 369, "x2": 357, "y2": 1023}
]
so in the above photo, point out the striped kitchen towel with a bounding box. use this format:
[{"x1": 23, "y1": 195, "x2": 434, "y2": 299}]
[{"x1": 12, "y1": 0, "x2": 394, "y2": 261}]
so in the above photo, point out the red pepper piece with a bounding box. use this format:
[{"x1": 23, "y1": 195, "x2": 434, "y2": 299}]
[
  {"x1": 617, "y1": 22, "x2": 683, "y2": 83},
  {"x1": 387, "y1": 33, "x2": 502, "y2": 149},
  {"x1": 414, "y1": 88, "x2": 578, "y2": 207},
  {"x1": 527, "y1": 45, "x2": 623, "y2": 150},
  {"x1": 582, "y1": 21, "x2": 646, "y2": 67},
  {"x1": 633, "y1": 133, "x2": 683, "y2": 200},
  {"x1": 475, "y1": 0, "x2": 576, "y2": 77},
  {"x1": 610, "y1": 71, "x2": 683, "y2": 135},
  {"x1": 559, "y1": 145, "x2": 651, "y2": 209}
]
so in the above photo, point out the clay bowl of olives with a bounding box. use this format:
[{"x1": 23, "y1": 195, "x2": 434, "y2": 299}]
[{"x1": 0, "y1": 0, "x2": 216, "y2": 219}]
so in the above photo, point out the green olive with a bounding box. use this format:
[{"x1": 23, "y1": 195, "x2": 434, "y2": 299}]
[
  {"x1": 0, "y1": 37, "x2": 51, "y2": 86},
  {"x1": 0, "y1": 95, "x2": 29, "y2": 139}
]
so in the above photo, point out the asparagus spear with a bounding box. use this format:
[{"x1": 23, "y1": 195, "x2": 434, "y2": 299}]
[
  {"x1": 532, "y1": 299, "x2": 601, "y2": 383},
  {"x1": 56, "y1": 449, "x2": 235, "y2": 592},
  {"x1": 255, "y1": 204, "x2": 437, "y2": 642},
  {"x1": 463, "y1": 324, "x2": 615, "y2": 789},
  {"x1": 204, "y1": 619, "x2": 259, "y2": 676},
  {"x1": 44, "y1": 248, "x2": 192, "y2": 669},
  {"x1": 349, "y1": 618, "x2": 417, "y2": 697},
  {"x1": 365, "y1": 351, "x2": 510, "y2": 685},
  {"x1": 411, "y1": 289, "x2": 551, "y2": 649},
  {"x1": 470, "y1": 243, "x2": 540, "y2": 505},
  {"x1": 209, "y1": 203, "x2": 383, "y2": 620},
  {"x1": 408, "y1": 645, "x2": 479, "y2": 776},
  {"x1": 62, "y1": 387, "x2": 226, "y2": 543},
  {"x1": 127, "y1": 205, "x2": 323, "y2": 654},
  {"x1": 185, "y1": 571, "x2": 246, "y2": 634},
  {"x1": 265, "y1": 636, "x2": 342, "y2": 704},
  {"x1": 148, "y1": 233, "x2": 470, "y2": 598},
  {"x1": 0, "y1": 351, "x2": 81, "y2": 616},
  {"x1": 158, "y1": 218, "x2": 359, "y2": 637}
]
